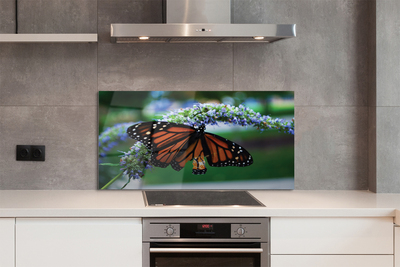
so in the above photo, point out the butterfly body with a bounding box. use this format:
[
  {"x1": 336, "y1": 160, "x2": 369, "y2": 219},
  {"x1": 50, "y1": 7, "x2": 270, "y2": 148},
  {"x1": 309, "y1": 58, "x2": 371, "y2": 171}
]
[
  {"x1": 192, "y1": 156, "x2": 207, "y2": 175},
  {"x1": 127, "y1": 121, "x2": 253, "y2": 174}
]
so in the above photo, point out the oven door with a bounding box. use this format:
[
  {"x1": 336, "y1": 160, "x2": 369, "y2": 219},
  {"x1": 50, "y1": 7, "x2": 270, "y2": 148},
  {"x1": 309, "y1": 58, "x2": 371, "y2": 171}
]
[{"x1": 143, "y1": 242, "x2": 269, "y2": 267}]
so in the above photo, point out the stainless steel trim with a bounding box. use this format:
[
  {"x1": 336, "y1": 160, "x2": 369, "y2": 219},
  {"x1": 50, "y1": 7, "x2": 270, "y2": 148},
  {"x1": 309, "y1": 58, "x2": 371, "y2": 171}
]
[
  {"x1": 149, "y1": 248, "x2": 263, "y2": 253},
  {"x1": 143, "y1": 217, "x2": 269, "y2": 242},
  {"x1": 143, "y1": 217, "x2": 268, "y2": 224},
  {"x1": 110, "y1": 23, "x2": 296, "y2": 43},
  {"x1": 142, "y1": 217, "x2": 270, "y2": 267},
  {"x1": 260, "y1": 242, "x2": 269, "y2": 267},
  {"x1": 146, "y1": 238, "x2": 263, "y2": 243},
  {"x1": 166, "y1": 0, "x2": 231, "y2": 24},
  {"x1": 142, "y1": 191, "x2": 149, "y2": 207},
  {"x1": 142, "y1": 243, "x2": 150, "y2": 267},
  {"x1": 246, "y1": 191, "x2": 265, "y2": 207}
]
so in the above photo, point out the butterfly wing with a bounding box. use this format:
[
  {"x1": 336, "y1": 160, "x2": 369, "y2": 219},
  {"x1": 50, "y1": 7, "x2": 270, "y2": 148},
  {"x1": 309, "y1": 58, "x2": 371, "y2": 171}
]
[
  {"x1": 171, "y1": 137, "x2": 206, "y2": 172},
  {"x1": 127, "y1": 121, "x2": 196, "y2": 170},
  {"x1": 127, "y1": 121, "x2": 157, "y2": 150},
  {"x1": 202, "y1": 132, "x2": 253, "y2": 168},
  {"x1": 127, "y1": 122, "x2": 253, "y2": 173}
]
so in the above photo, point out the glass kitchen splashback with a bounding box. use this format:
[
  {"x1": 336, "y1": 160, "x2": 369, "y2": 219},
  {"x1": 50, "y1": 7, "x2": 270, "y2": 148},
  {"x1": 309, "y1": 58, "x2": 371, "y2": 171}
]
[{"x1": 98, "y1": 91, "x2": 294, "y2": 190}]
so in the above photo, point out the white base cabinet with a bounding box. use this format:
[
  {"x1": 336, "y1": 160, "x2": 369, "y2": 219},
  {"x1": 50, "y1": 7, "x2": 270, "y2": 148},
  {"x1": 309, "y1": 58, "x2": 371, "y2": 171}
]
[
  {"x1": 271, "y1": 217, "x2": 393, "y2": 254},
  {"x1": 5, "y1": 216, "x2": 398, "y2": 267},
  {"x1": 0, "y1": 218, "x2": 15, "y2": 267},
  {"x1": 271, "y1": 255, "x2": 393, "y2": 267},
  {"x1": 270, "y1": 217, "x2": 394, "y2": 267},
  {"x1": 16, "y1": 218, "x2": 142, "y2": 267}
]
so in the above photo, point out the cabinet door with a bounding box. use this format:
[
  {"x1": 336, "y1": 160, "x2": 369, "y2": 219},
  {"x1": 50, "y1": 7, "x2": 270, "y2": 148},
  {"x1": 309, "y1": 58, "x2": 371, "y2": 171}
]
[
  {"x1": 396, "y1": 226, "x2": 400, "y2": 267},
  {"x1": 16, "y1": 218, "x2": 141, "y2": 267},
  {"x1": 0, "y1": 218, "x2": 15, "y2": 267},
  {"x1": 271, "y1": 217, "x2": 393, "y2": 254},
  {"x1": 271, "y1": 255, "x2": 393, "y2": 267}
]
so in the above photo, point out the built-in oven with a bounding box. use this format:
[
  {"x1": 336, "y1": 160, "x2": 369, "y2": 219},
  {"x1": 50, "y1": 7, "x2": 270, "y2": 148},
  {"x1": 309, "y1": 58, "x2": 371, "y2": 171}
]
[{"x1": 142, "y1": 217, "x2": 269, "y2": 267}]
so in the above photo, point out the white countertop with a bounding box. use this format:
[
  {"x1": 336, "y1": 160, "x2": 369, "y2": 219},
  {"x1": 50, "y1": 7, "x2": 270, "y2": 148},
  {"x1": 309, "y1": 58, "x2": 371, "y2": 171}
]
[{"x1": 0, "y1": 190, "x2": 399, "y2": 224}]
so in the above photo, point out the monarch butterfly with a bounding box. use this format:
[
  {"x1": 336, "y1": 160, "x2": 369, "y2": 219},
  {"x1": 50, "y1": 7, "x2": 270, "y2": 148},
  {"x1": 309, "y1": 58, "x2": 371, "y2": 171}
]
[{"x1": 127, "y1": 121, "x2": 253, "y2": 175}]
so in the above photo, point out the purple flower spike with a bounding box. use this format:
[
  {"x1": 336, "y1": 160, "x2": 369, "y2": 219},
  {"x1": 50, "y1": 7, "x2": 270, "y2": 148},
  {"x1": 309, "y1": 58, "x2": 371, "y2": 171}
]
[{"x1": 160, "y1": 103, "x2": 294, "y2": 135}]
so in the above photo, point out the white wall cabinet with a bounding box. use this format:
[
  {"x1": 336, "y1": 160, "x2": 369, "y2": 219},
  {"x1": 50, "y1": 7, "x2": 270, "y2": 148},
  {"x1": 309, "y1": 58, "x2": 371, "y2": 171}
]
[
  {"x1": 16, "y1": 218, "x2": 142, "y2": 267},
  {"x1": 270, "y1": 217, "x2": 394, "y2": 267},
  {"x1": 0, "y1": 218, "x2": 15, "y2": 267}
]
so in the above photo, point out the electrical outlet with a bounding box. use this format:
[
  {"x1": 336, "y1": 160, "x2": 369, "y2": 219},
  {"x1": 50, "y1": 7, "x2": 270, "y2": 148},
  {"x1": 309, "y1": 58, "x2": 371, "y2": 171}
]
[
  {"x1": 31, "y1": 145, "x2": 45, "y2": 161},
  {"x1": 16, "y1": 145, "x2": 45, "y2": 161},
  {"x1": 16, "y1": 145, "x2": 31, "y2": 161}
]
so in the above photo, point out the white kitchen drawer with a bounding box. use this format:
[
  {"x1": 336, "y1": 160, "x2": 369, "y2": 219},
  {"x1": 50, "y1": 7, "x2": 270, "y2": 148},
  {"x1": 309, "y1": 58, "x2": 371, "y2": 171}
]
[
  {"x1": 271, "y1": 255, "x2": 393, "y2": 267},
  {"x1": 271, "y1": 217, "x2": 393, "y2": 254},
  {"x1": 16, "y1": 218, "x2": 142, "y2": 267},
  {"x1": 0, "y1": 218, "x2": 15, "y2": 267}
]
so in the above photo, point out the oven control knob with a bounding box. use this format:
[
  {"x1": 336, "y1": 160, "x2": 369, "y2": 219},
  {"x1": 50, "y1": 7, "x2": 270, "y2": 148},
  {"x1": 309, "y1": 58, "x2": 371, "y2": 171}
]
[
  {"x1": 237, "y1": 227, "x2": 245, "y2": 236},
  {"x1": 166, "y1": 227, "x2": 175, "y2": 236}
]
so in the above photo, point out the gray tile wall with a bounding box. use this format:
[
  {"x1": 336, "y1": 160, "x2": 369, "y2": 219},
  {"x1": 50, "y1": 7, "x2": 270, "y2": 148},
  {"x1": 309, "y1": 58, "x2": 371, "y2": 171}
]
[
  {"x1": 374, "y1": 0, "x2": 400, "y2": 193},
  {"x1": 0, "y1": 0, "x2": 384, "y2": 191},
  {"x1": 17, "y1": 0, "x2": 98, "y2": 33},
  {"x1": 0, "y1": 0, "x2": 16, "y2": 33}
]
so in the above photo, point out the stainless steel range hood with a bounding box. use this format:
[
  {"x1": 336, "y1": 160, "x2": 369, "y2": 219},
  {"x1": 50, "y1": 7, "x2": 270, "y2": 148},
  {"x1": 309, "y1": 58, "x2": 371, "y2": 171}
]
[{"x1": 110, "y1": 0, "x2": 296, "y2": 44}]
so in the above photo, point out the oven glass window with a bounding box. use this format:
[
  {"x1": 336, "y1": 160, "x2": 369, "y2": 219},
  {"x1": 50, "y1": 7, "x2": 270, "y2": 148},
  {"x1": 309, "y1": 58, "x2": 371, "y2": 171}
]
[{"x1": 151, "y1": 253, "x2": 260, "y2": 267}]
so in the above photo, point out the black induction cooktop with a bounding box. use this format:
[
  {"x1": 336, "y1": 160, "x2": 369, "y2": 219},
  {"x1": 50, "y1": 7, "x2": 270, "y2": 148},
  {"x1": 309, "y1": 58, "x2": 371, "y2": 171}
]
[{"x1": 143, "y1": 191, "x2": 264, "y2": 206}]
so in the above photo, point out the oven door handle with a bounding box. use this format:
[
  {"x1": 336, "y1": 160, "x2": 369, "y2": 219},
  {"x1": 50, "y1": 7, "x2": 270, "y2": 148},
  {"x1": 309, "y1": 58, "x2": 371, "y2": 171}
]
[{"x1": 149, "y1": 248, "x2": 263, "y2": 253}]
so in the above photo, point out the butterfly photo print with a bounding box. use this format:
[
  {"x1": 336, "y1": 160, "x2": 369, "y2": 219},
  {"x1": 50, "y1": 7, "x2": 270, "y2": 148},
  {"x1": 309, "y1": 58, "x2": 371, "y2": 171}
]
[{"x1": 98, "y1": 91, "x2": 294, "y2": 190}]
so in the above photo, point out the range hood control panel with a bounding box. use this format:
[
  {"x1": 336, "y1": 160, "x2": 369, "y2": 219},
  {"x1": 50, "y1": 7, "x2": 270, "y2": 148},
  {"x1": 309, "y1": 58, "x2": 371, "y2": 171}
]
[{"x1": 196, "y1": 28, "x2": 212, "y2": 32}]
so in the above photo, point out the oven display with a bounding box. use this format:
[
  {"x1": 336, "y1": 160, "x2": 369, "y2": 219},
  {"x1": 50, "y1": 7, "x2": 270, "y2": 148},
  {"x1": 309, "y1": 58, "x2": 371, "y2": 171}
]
[
  {"x1": 180, "y1": 223, "x2": 230, "y2": 238},
  {"x1": 198, "y1": 224, "x2": 214, "y2": 231}
]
